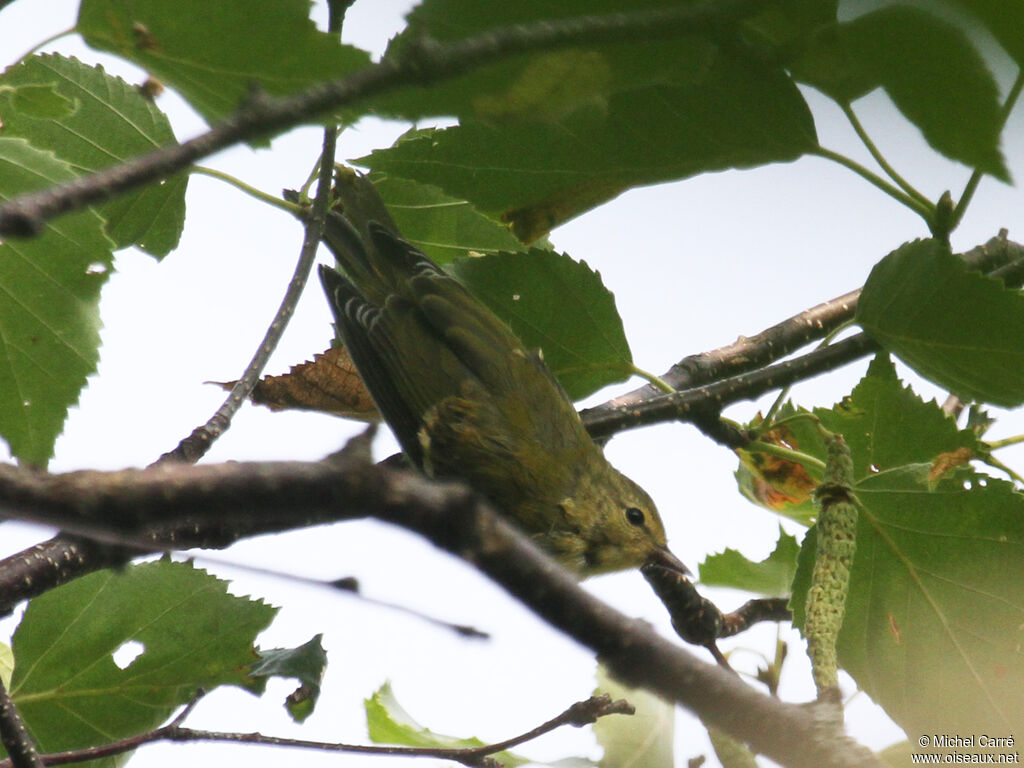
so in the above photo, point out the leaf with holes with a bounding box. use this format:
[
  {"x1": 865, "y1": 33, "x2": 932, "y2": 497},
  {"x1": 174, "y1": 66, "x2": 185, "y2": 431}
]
[
  {"x1": 780, "y1": 355, "x2": 1019, "y2": 736},
  {"x1": 5, "y1": 560, "x2": 276, "y2": 765},
  {"x1": 0, "y1": 54, "x2": 185, "y2": 256},
  {"x1": 815, "y1": 355, "x2": 979, "y2": 478},
  {"x1": 791, "y1": 466, "x2": 1024, "y2": 737},
  {"x1": 252, "y1": 635, "x2": 328, "y2": 723}
]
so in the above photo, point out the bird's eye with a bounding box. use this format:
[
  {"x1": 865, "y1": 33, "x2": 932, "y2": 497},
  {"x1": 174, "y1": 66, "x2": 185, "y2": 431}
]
[{"x1": 625, "y1": 507, "x2": 645, "y2": 526}]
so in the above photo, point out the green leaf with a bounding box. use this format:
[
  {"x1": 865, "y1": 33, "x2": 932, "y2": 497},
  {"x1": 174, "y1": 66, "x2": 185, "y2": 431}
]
[
  {"x1": 784, "y1": 343, "x2": 1022, "y2": 738},
  {"x1": 360, "y1": 53, "x2": 815, "y2": 239},
  {"x1": 739, "y1": 0, "x2": 837, "y2": 53},
  {"x1": 594, "y1": 665, "x2": 673, "y2": 768},
  {"x1": 945, "y1": 0, "x2": 1024, "y2": 68},
  {"x1": 453, "y1": 249, "x2": 633, "y2": 400},
  {"x1": 370, "y1": 173, "x2": 527, "y2": 264},
  {"x1": 375, "y1": 0, "x2": 720, "y2": 122},
  {"x1": 77, "y1": 0, "x2": 370, "y2": 127},
  {"x1": 856, "y1": 241, "x2": 1024, "y2": 407},
  {"x1": 791, "y1": 6, "x2": 1007, "y2": 179},
  {"x1": 0, "y1": 138, "x2": 114, "y2": 467},
  {"x1": 791, "y1": 466, "x2": 1024, "y2": 737},
  {"x1": 252, "y1": 635, "x2": 327, "y2": 723},
  {"x1": 0, "y1": 54, "x2": 185, "y2": 256},
  {"x1": 699, "y1": 528, "x2": 801, "y2": 597},
  {"x1": 365, "y1": 682, "x2": 528, "y2": 767},
  {"x1": 7, "y1": 560, "x2": 277, "y2": 764}
]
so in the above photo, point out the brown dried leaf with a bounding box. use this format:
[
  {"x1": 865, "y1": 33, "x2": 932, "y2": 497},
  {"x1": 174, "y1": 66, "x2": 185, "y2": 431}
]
[{"x1": 213, "y1": 345, "x2": 379, "y2": 421}]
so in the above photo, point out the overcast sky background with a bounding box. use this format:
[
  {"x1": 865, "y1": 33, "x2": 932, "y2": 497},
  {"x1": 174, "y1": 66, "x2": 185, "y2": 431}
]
[{"x1": 2, "y1": 1, "x2": 1024, "y2": 766}]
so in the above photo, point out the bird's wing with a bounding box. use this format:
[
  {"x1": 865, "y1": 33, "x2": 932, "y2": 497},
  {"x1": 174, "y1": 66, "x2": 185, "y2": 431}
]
[{"x1": 320, "y1": 215, "x2": 594, "y2": 477}]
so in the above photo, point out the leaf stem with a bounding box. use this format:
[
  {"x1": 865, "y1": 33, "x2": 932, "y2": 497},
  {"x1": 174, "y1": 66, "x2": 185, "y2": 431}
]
[
  {"x1": 810, "y1": 146, "x2": 934, "y2": 223},
  {"x1": 745, "y1": 439, "x2": 827, "y2": 475},
  {"x1": 986, "y1": 433, "x2": 1024, "y2": 451},
  {"x1": 980, "y1": 454, "x2": 1024, "y2": 485},
  {"x1": 191, "y1": 166, "x2": 303, "y2": 214},
  {"x1": 839, "y1": 101, "x2": 933, "y2": 210},
  {"x1": 952, "y1": 68, "x2": 1024, "y2": 230},
  {"x1": 759, "y1": 322, "x2": 856, "y2": 429},
  {"x1": 628, "y1": 363, "x2": 676, "y2": 394}
]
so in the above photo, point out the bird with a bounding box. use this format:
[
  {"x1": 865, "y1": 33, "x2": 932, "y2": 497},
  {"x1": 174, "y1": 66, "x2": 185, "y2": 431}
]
[{"x1": 318, "y1": 207, "x2": 686, "y2": 578}]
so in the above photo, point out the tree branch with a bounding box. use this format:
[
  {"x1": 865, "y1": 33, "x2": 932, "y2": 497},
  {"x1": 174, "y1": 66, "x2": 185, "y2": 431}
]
[
  {"x1": 583, "y1": 230, "x2": 1020, "y2": 423},
  {"x1": 584, "y1": 333, "x2": 879, "y2": 443},
  {"x1": 0, "y1": 454, "x2": 879, "y2": 767},
  {"x1": 0, "y1": 535, "x2": 140, "y2": 617},
  {"x1": 0, "y1": 0, "x2": 771, "y2": 237},
  {"x1": 0, "y1": 676, "x2": 43, "y2": 768}
]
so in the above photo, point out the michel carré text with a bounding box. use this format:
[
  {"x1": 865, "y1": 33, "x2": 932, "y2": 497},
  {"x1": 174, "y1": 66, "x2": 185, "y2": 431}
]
[{"x1": 931, "y1": 735, "x2": 1016, "y2": 748}]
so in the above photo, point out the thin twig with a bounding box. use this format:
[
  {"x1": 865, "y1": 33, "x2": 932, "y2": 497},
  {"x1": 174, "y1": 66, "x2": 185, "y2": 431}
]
[
  {"x1": 643, "y1": 564, "x2": 792, "y2": 666},
  {"x1": 156, "y1": 127, "x2": 338, "y2": 464},
  {"x1": 454, "y1": 694, "x2": 634, "y2": 759},
  {"x1": 183, "y1": 557, "x2": 490, "y2": 639},
  {"x1": 0, "y1": 694, "x2": 630, "y2": 768},
  {"x1": 12, "y1": 26, "x2": 75, "y2": 67}
]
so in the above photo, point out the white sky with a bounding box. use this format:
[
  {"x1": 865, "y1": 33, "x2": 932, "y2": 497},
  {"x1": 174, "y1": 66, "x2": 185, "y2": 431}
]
[{"x1": 2, "y1": 1, "x2": 1024, "y2": 767}]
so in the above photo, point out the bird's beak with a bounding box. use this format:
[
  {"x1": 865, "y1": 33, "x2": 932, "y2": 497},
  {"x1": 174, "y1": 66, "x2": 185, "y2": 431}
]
[{"x1": 647, "y1": 546, "x2": 691, "y2": 577}]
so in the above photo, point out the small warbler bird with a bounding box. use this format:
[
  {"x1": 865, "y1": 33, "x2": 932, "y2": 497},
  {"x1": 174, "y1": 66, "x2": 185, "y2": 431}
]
[{"x1": 318, "y1": 209, "x2": 685, "y2": 578}]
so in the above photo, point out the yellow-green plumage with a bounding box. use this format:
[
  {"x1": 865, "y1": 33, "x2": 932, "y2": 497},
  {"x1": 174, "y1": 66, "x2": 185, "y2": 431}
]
[{"x1": 319, "y1": 209, "x2": 685, "y2": 577}]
